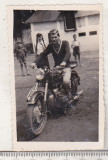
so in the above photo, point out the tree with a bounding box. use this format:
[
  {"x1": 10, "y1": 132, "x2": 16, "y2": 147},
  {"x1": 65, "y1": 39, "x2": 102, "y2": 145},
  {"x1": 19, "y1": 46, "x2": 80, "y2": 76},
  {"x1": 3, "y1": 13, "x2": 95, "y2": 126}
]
[{"x1": 14, "y1": 10, "x2": 35, "y2": 40}]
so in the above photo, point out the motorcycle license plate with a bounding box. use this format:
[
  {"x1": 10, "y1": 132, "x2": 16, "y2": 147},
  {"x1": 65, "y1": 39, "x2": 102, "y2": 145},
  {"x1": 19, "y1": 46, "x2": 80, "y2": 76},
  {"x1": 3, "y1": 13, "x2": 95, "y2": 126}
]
[{"x1": 27, "y1": 86, "x2": 37, "y2": 101}]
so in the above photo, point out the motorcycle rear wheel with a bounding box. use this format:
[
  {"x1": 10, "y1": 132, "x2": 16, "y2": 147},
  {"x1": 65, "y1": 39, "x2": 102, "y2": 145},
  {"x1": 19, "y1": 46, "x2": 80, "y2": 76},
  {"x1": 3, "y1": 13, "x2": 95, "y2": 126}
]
[{"x1": 27, "y1": 93, "x2": 47, "y2": 136}]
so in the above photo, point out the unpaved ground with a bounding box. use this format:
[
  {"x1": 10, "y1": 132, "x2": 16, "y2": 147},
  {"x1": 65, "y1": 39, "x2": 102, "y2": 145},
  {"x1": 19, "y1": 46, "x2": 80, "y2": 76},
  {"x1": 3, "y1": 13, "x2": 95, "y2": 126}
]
[{"x1": 15, "y1": 51, "x2": 99, "y2": 141}]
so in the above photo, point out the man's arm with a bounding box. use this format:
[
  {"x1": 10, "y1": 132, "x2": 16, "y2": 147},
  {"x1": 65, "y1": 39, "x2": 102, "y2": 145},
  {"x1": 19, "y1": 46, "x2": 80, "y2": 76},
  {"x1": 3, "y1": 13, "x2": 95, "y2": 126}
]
[
  {"x1": 62, "y1": 41, "x2": 71, "y2": 63},
  {"x1": 23, "y1": 48, "x2": 27, "y2": 57},
  {"x1": 71, "y1": 41, "x2": 74, "y2": 49},
  {"x1": 33, "y1": 44, "x2": 51, "y2": 65}
]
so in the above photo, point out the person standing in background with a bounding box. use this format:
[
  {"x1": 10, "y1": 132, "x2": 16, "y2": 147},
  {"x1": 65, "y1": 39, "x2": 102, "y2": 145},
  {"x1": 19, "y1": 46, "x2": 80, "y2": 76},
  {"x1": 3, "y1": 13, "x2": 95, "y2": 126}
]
[
  {"x1": 71, "y1": 34, "x2": 81, "y2": 66},
  {"x1": 16, "y1": 40, "x2": 30, "y2": 76},
  {"x1": 35, "y1": 33, "x2": 49, "y2": 68}
]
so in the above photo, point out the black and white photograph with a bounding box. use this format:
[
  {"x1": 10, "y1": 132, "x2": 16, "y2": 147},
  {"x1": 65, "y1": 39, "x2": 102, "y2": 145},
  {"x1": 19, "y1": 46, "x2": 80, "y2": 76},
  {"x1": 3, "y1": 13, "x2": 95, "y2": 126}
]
[{"x1": 7, "y1": 5, "x2": 104, "y2": 150}]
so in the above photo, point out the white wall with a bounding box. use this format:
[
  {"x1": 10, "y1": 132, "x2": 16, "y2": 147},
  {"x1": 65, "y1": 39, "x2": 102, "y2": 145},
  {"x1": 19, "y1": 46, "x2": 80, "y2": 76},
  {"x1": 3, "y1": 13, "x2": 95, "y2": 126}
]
[
  {"x1": 58, "y1": 14, "x2": 99, "y2": 52},
  {"x1": 31, "y1": 21, "x2": 57, "y2": 51},
  {"x1": 30, "y1": 14, "x2": 99, "y2": 53},
  {"x1": 75, "y1": 15, "x2": 99, "y2": 52}
]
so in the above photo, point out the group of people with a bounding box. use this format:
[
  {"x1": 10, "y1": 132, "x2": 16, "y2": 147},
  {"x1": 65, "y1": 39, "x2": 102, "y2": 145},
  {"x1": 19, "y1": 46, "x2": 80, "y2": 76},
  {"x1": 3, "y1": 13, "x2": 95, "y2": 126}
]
[
  {"x1": 15, "y1": 29, "x2": 81, "y2": 100},
  {"x1": 15, "y1": 30, "x2": 81, "y2": 76}
]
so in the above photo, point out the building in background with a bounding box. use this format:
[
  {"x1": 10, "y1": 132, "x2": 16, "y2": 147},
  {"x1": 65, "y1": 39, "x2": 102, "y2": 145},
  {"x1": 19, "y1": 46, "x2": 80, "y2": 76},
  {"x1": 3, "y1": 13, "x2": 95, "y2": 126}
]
[
  {"x1": 25, "y1": 10, "x2": 100, "y2": 53},
  {"x1": 75, "y1": 11, "x2": 100, "y2": 52},
  {"x1": 14, "y1": 10, "x2": 35, "y2": 54}
]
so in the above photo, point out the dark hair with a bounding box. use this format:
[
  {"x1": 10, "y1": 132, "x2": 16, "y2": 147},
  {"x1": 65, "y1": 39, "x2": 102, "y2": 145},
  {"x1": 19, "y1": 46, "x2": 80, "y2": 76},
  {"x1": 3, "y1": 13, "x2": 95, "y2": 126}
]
[
  {"x1": 49, "y1": 29, "x2": 60, "y2": 37},
  {"x1": 73, "y1": 34, "x2": 77, "y2": 38},
  {"x1": 35, "y1": 33, "x2": 46, "y2": 56},
  {"x1": 36, "y1": 33, "x2": 43, "y2": 38}
]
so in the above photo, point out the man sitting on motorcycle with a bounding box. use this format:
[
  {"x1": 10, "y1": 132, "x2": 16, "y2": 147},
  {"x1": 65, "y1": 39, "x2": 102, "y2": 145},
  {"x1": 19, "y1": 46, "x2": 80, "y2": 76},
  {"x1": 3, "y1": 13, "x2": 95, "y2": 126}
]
[{"x1": 31, "y1": 29, "x2": 74, "y2": 100}]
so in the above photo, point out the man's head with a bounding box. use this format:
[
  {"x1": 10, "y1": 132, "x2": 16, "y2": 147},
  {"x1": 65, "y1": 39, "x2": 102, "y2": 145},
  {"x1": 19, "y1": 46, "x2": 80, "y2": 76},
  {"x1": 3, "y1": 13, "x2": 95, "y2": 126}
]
[
  {"x1": 73, "y1": 34, "x2": 77, "y2": 40},
  {"x1": 36, "y1": 33, "x2": 43, "y2": 42},
  {"x1": 49, "y1": 29, "x2": 60, "y2": 44},
  {"x1": 17, "y1": 40, "x2": 22, "y2": 47}
]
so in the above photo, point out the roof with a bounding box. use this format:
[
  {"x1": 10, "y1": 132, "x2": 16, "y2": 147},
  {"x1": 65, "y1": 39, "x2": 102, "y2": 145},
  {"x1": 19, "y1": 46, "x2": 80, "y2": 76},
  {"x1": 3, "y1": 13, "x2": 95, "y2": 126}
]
[
  {"x1": 26, "y1": 10, "x2": 63, "y2": 23},
  {"x1": 26, "y1": 10, "x2": 100, "y2": 23},
  {"x1": 75, "y1": 11, "x2": 100, "y2": 18}
]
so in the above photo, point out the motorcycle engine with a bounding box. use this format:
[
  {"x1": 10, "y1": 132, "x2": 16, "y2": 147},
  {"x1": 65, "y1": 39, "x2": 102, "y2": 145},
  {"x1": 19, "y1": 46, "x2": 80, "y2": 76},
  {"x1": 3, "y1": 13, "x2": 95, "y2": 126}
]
[{"x1": 57, "y1": 93, "x2": 69, "y2": 108}]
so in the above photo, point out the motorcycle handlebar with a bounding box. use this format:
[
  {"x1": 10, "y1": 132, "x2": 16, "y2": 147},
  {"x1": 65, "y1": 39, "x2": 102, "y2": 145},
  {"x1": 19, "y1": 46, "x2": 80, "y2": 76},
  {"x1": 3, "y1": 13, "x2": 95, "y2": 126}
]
[
  {"x1": 30, "y1": 63, "x2": 37, "y2": 69},
  {"x1": 30, "y1": 64, "x2": 65, "y2": 74},
  {"x1": 54, "y1": 65, "x2": 64, "y2": 70},
  {"x1": 49, "y1": 66, "x2": 64, "y2": 74}
]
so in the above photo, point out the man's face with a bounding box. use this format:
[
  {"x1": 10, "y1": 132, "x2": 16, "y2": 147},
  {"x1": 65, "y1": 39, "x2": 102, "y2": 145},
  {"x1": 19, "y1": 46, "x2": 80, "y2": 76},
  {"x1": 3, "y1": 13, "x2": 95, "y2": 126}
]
[
  {"x1": 17, "y1": 42, "x2": 22, "y2": 48},
  {"x1": 50, "y1": 33, "x2": 60, "y2": 44},
  {"x1": 74, "y1": 35, "x2": 77, "y2": 40},
  {"x1": 38, "y1": 36, "x2": 42, "y2": 42}
]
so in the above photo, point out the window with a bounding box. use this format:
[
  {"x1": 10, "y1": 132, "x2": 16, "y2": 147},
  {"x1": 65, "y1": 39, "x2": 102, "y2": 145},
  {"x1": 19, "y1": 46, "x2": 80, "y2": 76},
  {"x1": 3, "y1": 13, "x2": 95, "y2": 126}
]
[
  {"x1": 89, "y1": 31, "x2": 97, "y2": 36},
  {"x1": 77, "y1": 17, "x2": 85, "y2": 27},
  {"x1": 78, "y1": 32, "x2": 86, "y2": 37},
  {"x1": 63, "y1": 11, "x2": 76, "y2": 31},
  {"x1": 88, "y1": 14, "x2": 100, "y2": 25}
]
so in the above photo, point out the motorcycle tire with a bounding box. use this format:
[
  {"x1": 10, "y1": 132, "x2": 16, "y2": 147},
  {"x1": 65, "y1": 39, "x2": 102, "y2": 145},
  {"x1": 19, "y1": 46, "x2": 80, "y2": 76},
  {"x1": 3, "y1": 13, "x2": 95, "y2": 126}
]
[{"x1": 27, "y1": 93, "x2": 47, "y2": 136}]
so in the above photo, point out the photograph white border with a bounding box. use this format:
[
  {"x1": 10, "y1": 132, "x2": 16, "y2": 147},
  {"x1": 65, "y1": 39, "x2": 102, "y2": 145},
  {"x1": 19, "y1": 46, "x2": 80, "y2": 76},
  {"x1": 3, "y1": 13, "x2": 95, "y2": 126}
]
[{"x1": 7, "y1": 4, "x2": 104, "y2": 151}]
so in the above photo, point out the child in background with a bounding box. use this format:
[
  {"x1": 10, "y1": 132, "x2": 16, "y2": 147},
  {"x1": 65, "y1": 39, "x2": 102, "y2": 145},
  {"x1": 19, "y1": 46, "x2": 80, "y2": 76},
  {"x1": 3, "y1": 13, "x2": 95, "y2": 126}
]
[
  {"x1": 71, "y1": 34, "x2": 81, "y2": 66},
  {"x1": 16, "y1": 40, "x2": 30, "y2": 76},
  {"x1": 35, "y1": 33, "x2": 49, "y2": 68}
]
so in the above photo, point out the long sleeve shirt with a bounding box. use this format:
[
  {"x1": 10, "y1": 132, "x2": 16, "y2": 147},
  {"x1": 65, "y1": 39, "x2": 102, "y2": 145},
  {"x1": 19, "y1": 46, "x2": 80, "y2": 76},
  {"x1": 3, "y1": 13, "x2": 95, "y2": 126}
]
[
  {"x1": 16, "y1": 46, "x2": 27, "y2": 59},
  {"x1": 34, "y1": 40, "x2": 71, "y2": 67}
]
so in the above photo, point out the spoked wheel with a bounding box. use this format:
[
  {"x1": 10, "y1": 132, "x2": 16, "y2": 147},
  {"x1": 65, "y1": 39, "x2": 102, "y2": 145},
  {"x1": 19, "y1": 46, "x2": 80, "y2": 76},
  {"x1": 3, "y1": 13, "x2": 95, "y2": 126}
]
[{"x1": 27, "y1": 93, "x2": 47, "y2": 136}]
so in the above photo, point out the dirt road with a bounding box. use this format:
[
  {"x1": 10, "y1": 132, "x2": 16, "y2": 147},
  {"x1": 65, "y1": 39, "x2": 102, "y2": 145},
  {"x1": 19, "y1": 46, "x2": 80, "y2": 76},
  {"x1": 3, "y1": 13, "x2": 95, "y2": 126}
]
[{"x1": 15, "y1": 51, "x2": 99, "y2": 141}]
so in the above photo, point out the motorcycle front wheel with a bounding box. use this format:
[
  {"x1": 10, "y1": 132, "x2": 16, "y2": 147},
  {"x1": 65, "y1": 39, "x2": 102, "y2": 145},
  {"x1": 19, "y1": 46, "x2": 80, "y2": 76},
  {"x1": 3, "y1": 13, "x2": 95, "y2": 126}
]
[{"x1": 27, "y1": 93, "x2": 47, "y2": 136}]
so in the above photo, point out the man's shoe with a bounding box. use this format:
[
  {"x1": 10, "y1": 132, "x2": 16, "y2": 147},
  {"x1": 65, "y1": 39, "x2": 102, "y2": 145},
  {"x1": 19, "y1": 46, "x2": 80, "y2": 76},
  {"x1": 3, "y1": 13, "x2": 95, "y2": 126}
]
[
  {"x1": 73, "y1": 95, "x2": 79, "y2": 100},
  {"x1": 77, "y1": 90, "x2": 83, "y2": 96},
  {"x1": 27, "y1": 71, "x2": 31, "y2": 76},
  {"x1": 73, "y1": 90, "x2": 83, "y2": 100}
]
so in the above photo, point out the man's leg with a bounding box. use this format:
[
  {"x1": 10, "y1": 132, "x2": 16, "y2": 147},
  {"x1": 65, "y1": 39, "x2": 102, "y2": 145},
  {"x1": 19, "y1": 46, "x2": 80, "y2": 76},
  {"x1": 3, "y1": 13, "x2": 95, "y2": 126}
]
[
  {"x1": 74, "y1": 54, "x2": 79, "y2": 66},
  {"x1": 23, "y1": 57, "x2": 30, "y2": 75},
  {"x1": 63, "y1": 67, "x2": 72, "y2": 98},
  {"x1": 78, "y1": 53, "x2": 81, "y2": 66},
  {"x1": 24, "y1": 62, "x2": 30, "y2": 75},
  {"x1": 63, "y1": 68, "x2": 76, "y2": 112},
  {"x1": 74, "y1": 54, "x2": 77, "y2": 61},
  {"x1": 19, "y1": 59, "x2": 24, "y2": 76}
]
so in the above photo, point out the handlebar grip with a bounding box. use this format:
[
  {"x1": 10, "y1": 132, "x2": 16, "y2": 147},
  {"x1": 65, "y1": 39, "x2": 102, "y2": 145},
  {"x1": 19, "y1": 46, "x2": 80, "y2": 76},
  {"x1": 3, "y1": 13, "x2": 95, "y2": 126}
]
[{"x1": 56, "y1": 65, "x2": 65, "y2": 70}]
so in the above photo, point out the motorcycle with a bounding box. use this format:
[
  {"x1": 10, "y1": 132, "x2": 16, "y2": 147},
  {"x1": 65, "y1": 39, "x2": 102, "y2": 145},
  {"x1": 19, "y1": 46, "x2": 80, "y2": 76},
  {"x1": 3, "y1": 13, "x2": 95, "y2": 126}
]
[{"x1": 26, "y1": 61, "x2": 83, "y2": 136}]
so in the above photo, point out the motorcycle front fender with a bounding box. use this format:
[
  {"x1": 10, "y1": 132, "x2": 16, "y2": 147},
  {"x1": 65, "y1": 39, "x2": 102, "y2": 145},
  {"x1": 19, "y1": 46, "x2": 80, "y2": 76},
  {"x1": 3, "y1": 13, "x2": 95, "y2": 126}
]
[{"x1": 27, "y1": 91, "x2": 44, "y2": 105}]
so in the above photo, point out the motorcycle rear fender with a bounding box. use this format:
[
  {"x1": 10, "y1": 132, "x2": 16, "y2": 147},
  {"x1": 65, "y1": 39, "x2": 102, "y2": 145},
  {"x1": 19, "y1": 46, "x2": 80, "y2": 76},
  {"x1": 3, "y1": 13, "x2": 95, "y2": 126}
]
[{"x1": 27, "y1": 91, "x2": 44, "y2": 105}]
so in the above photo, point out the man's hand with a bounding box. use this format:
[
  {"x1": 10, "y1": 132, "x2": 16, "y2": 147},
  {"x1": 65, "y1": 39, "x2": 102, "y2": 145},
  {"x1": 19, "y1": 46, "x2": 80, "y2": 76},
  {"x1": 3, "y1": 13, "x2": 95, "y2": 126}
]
[
  {"x1": 30, "y1": 63, "x2": 37, "y2": 69},
  {"x1": 60, "y1": 61, "x2": 66, "y2": 67},
  {"x1": 71, "y1": 45, "x2": 74, "y2": 49},
  {"x1": 55, "y1": 65, "x2": 60, "y2": 69}
]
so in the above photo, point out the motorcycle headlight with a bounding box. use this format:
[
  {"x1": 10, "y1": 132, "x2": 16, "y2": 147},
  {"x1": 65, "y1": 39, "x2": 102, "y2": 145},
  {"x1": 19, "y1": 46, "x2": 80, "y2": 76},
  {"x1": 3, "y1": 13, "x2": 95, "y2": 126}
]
[{"x1": 36, "y1": 69, "x2": 45, "y2": 80}]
